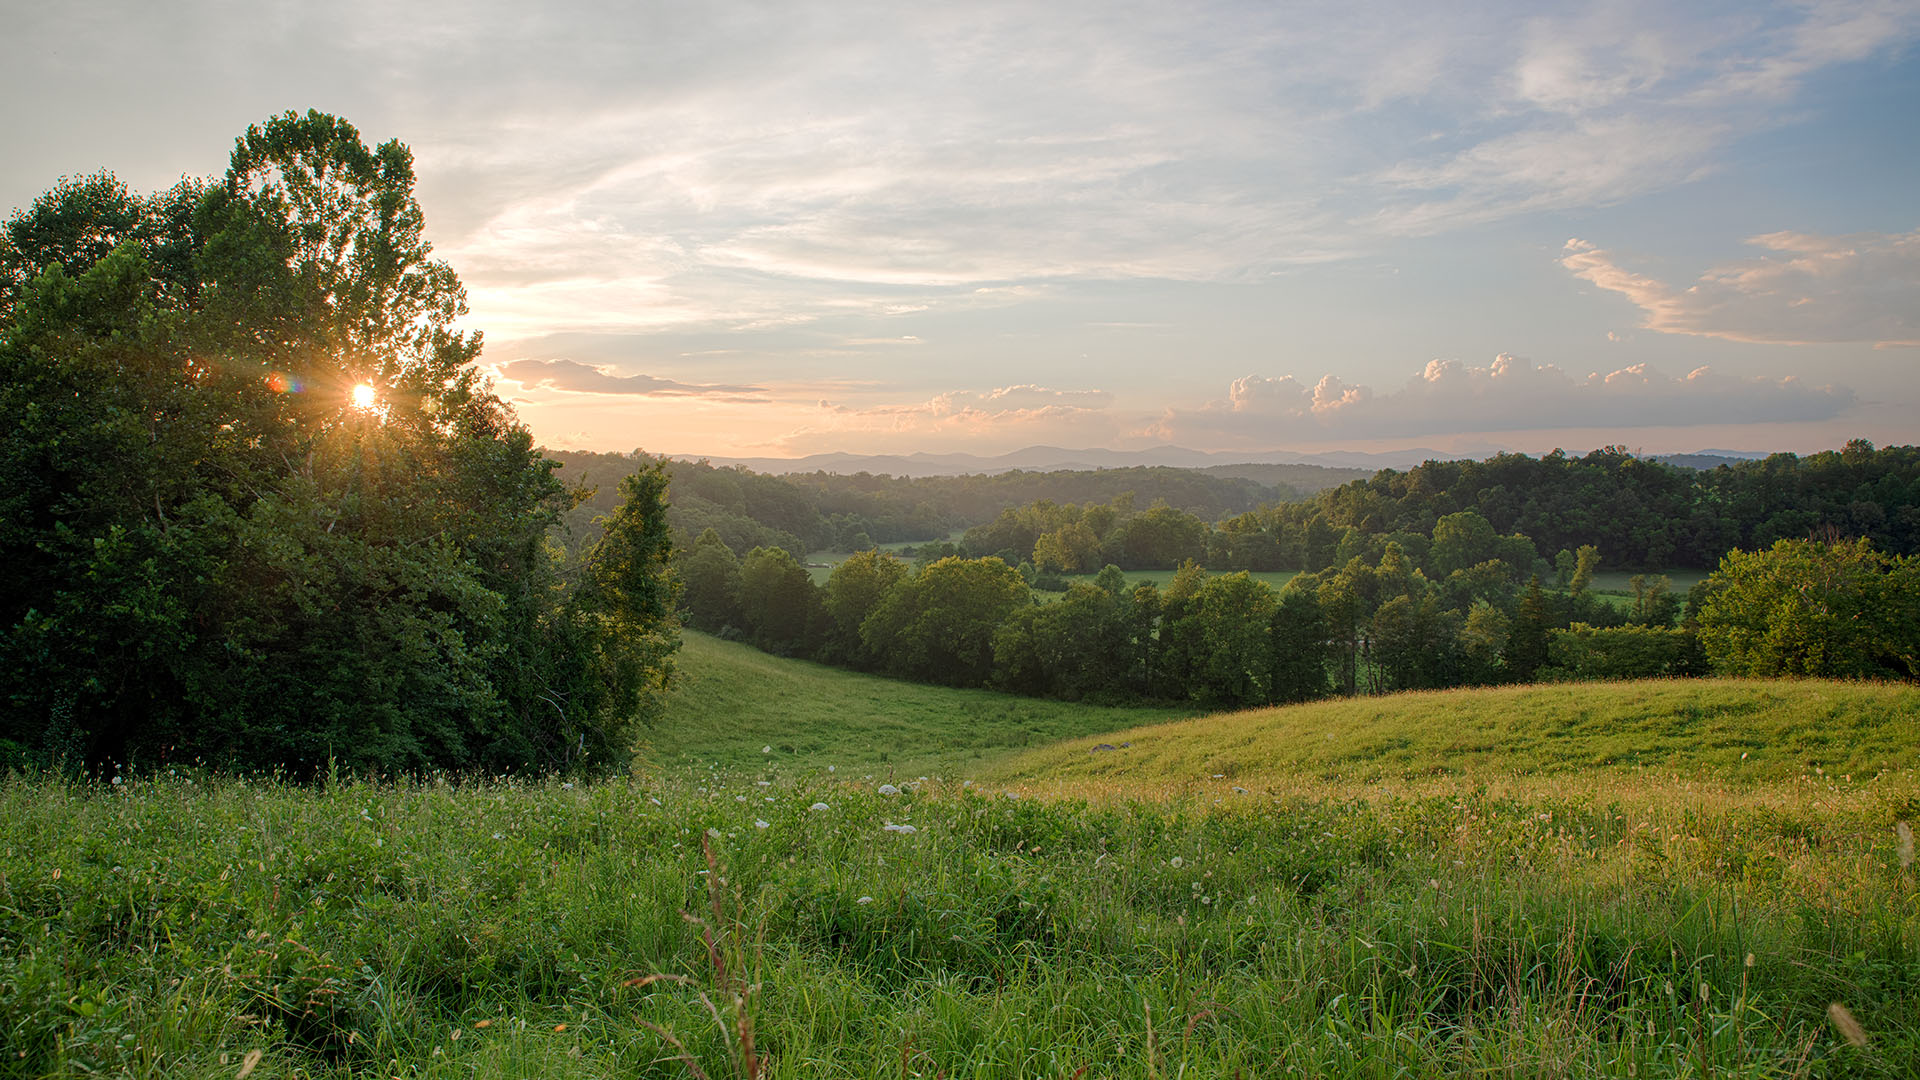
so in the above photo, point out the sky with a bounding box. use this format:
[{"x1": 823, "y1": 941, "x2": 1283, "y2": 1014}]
[{"x1": 5, "y1": 0, "x2": 1917, "y2": 461}]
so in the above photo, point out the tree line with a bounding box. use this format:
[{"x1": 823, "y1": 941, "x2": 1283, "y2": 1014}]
[
  {"x1": 555, "y1": 443, "x2": 1919, "y2": 585},
  {"x1": 544, "y1": 449, "x2": 1319, "y2": 560},
  {"x1": 678, "y1": 507, "x2": 1918, "y2": 707},
  {"x1": 0, "y1": 113, "x2": 678, "y2": 776}
]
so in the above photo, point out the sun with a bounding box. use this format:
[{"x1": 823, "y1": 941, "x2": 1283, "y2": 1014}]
[{"x1": 349, "y1": 383, "x2": 378, "y2": 410}]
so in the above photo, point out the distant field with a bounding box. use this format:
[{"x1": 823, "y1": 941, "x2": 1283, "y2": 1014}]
[
  {"x1": 802, "y1": 534, "x2": 960, "y2": 584},
  {"x1": 991, "y1": 677, "x2": 1920, "y2": 788},
  {"x1": 651, "y1": 631, "x2": 1202, "y2": 774},
  {"x1": 1039, "y1": 567, "x2": 1300, "y2": 595},
  {"x1": 1586, "y1": 568, "x2": 1709, "y2": 594}
]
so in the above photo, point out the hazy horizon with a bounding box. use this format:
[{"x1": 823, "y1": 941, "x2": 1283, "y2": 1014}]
[{"x1": 7, "y1": 1, "x2": 1917, "y2": 459}]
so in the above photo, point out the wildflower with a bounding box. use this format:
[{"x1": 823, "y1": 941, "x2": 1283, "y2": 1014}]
[
  {"x1": 810, "y1": 802, "x2": 830, "y2": 812},
  {"x1": 883, "y1": 824, "x2": 917, "y2": 835},
  {"x1": 706, "y1": 828, "x2": 722, "y2": 839},
  {"x1": 762, "y1": 746, "x2": 772, "y2": 753},
  {"x1": 856, "y1": 896, "x2": 874, "y2": 905},
  {"x1": 1169, "y1": 857, "x2": 1184, "y2": 868},
  {"x1": 754, "y1": 820, "x2": 769, "y2": 830},
  {"x1": 878, "y1": 784, "x2": 900, "y2": 796}
]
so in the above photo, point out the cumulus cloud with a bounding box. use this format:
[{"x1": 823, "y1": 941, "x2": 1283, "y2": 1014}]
[
  {"x1": 1152, "y1": 355, "x2": 1854, "y2": 446},
  {"x1": 1563, "y1": 232, "x2": 1920, "y2": 346},
  {"x1": 491, "y1": 358, "x2": 768, "y2": 399}
]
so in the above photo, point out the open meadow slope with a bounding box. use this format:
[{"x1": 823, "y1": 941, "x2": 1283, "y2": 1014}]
[
  {"x1": 991, "y1": 679, "x2": 1920, "y2": 788},
  {"x1": 647, "y1": 631, "x2": 1203, "y2": 774},
  {"x1": 7, "y1": 651, "x2": 1918, "y2": 1076}
]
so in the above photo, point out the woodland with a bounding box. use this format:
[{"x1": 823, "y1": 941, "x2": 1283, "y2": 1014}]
[{"x1": 0, "y1": 113, "x2": 677, "y2": 776}]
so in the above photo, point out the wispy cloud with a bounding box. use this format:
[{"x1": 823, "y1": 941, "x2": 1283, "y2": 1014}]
[
  {"x1": 1563, "y1": 231, "x2": 1920, "y2": 346},
  {"x1": 408, "y1": 0, "x2": 1920, "y2": 340},
  {"x1": 491, "y1": 358, "x2": 768, "y2": 399}
]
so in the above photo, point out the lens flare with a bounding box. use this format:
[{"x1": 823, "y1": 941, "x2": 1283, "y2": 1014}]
[{"x1": 350, "y1": 383, "x2": 378, "y2": 410}]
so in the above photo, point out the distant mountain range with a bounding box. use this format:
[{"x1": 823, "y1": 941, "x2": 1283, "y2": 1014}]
[{"x1": 674, "y1": 444, "x2": 1774, "y2": 479}]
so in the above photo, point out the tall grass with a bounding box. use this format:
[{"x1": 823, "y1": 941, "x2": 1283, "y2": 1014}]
[
  {"x1": 992, "y1": 678, "x2": 1920, "y2": 786},
  {"x1": 5, "y1": 760, "x2": 1914, "y2": 1077}
]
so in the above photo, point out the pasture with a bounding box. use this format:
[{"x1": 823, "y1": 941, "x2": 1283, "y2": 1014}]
[{"x1": 5, "y1": 654, "x2": 1916, "y2": 1077}]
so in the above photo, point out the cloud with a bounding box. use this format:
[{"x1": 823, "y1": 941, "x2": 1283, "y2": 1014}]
[
  {"x1": 1151, "y1": 355, "x2": 1855, "y2": 447},
  {"x1": 776, "y1": 383, "x2": 1119, "y2": 453},
  {"x1": 1562, "y1": 231, "x2": 1920, "y2": 346},
  {"x1": 491, "y1": 358, "x2": 767, "y2": 399}
]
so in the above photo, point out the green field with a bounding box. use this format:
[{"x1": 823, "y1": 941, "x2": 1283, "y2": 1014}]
[
  {"x1": 10, "y1": 648, "x2": 1919, "y2": 1077},
  {"x1": 650, "y1": 632, "x2": 1203, "y2": 774},
  {"x1": 1587, "y1": 568, "x2": 1710, "y2": 595},
  {"x1": 802, "y1": 535, "x2": 962, "y2": 585},
  {"x1": 993, "y1": 678, "x2": 1920, "y2": 789},
  {"x1": 1033, "y1": 567, "x2": 1300, "y2": 603}
]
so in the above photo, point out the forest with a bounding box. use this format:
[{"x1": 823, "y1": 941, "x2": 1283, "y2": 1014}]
[
  {"x1": 543, "y1": 448, "x2": 1354, "y2": 557},
  {"x1": 558, "y1": 442, "x2": 1920, "y2": 572},
  {"x1": 0, "y1": 113, "x2": 678, "y2": 776},
  {"x1": 662, "y1": 444, "x2": 1920, "y2": 708}
]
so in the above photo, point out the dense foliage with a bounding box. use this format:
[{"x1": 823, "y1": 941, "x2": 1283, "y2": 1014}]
[
  {"x1": 0, "y1": 112, "x2": 676, "y2": 775},
  {"x1": 1698, "y1": 537, "x2": 1919, "y2": 680},
  {"x1": 561, "y1": 444, "x2": 1918, "y2": 581},
  {"x1": 546, "y1": 449, "x2": 1307, "y2": 558},
  {"x1": 682, "y1": 516, "x2": 1699, "y2": 708},
  {"x1": 1279, "y1": 443, "x2": 1920, "y2": 570}
]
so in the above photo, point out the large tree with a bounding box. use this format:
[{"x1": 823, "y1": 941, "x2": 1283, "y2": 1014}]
[
  {"x1": 861, "y1": 556, "x2": 1031, "y2": 686},
  {"x1": 0, "y1": 111, "x2": 677, "y2": 774},
  {"x1": 1697, "y1": 537, "x2": 1918, "y2": 679}
]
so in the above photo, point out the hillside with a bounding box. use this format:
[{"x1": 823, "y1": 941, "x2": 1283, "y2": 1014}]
[
  {"x1": 655, "y1": 635, "x2": 1918, "y2": 788},
  {"x1": 648, "y1": 631, "x2": 1202, "y2": 774},
  {"x1": 990, "y1": 678, "x2": 1920, "y2": 786}
]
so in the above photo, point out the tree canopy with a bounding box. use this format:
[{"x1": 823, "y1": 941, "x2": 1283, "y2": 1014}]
[{"x1": 0, "y1": 111, "x2": 677, "y2": 775}]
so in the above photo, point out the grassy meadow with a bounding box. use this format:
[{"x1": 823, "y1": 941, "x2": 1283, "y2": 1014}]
[
  {"x1": 651, "y1": 632, "x2": 1204, "y2": 774},
  {"x1": 6, "y1": 649, "x2": 1918, "y2": 1078}
]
